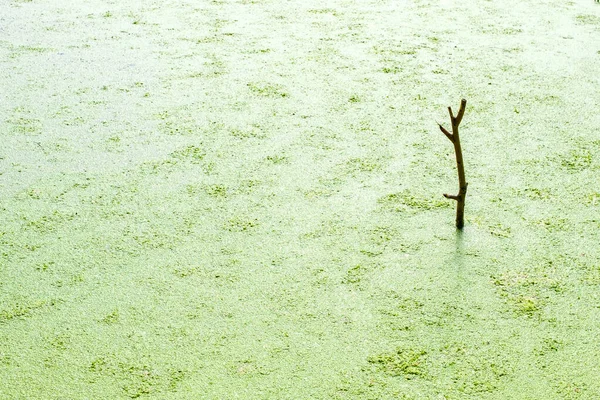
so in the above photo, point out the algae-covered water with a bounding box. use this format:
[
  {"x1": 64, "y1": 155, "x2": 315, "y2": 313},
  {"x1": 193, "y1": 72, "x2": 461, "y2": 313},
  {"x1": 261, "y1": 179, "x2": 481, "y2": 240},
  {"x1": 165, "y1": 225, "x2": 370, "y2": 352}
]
[{"x1": 2, "y1": 0, "x2": 600, "y2": 398}]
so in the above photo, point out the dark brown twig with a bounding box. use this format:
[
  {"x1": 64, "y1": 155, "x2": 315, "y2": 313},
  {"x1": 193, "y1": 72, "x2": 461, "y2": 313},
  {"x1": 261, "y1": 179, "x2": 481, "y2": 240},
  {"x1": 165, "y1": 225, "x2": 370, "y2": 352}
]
[{"x1": 439, "y1": 98, "x2": 468, "y2": 229}]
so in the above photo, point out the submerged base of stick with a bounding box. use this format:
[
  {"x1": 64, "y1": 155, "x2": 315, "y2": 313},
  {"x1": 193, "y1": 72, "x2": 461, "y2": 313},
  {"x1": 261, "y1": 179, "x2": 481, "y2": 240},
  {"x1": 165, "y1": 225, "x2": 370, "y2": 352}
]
[{"x1": 444, "y1": 183, "x2": 467, "y2": 229}]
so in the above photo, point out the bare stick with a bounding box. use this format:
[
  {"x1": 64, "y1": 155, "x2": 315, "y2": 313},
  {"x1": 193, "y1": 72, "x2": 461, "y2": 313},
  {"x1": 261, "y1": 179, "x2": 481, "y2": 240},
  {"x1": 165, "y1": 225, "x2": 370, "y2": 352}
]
[{"x1": 439, "y1": 98, "x2": 468, "y2": 229}]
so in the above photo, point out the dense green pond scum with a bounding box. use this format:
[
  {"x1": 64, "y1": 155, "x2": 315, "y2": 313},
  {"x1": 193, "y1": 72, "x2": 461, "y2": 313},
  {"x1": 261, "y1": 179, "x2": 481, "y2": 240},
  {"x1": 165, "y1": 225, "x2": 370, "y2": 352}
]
[{"x1": 2, "y1": 0, "x2": 600, "y2": 398}]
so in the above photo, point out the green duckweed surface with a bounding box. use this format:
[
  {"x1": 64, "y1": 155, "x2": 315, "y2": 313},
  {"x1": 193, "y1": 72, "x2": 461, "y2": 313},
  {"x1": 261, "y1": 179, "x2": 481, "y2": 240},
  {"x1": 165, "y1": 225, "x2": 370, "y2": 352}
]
[{"x1": 1, "y1": 0, "x2": 600, "y2": 398}]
